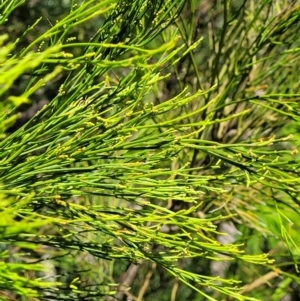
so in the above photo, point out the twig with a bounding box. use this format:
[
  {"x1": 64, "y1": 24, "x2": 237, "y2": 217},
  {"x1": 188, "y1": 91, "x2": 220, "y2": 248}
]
[
  {"x1": 240, "y1": 271, "x2": 279, "y2": 294},
  {"x1": 114, "y1": 260, "x2": 143, "y2": 300},
  {"x1": 137, "y1": 262, "x2": 157, "y2": 301},
  {"x1": 171, "y1": 281, "x2": 179, "y2": 301}
]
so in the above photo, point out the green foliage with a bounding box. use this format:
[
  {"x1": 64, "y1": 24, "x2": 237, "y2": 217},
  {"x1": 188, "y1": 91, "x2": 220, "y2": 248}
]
[
  {"x1": 0, "y1": 0, "x2": 300, "y2": 300},
  {"x1": 0, "y1": 191, "x2": 62, "y2": 299}
]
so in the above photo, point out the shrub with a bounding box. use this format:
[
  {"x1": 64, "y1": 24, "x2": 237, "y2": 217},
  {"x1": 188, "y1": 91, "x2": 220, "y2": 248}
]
[{"x1": 1, "y1": 1, "x2": 299, "y2": 300}]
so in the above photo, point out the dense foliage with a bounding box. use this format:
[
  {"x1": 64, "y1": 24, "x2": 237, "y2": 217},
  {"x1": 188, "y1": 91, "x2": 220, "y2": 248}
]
[{"x1": 0, "y1": 1, "x2": 300, "y2": 300}]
